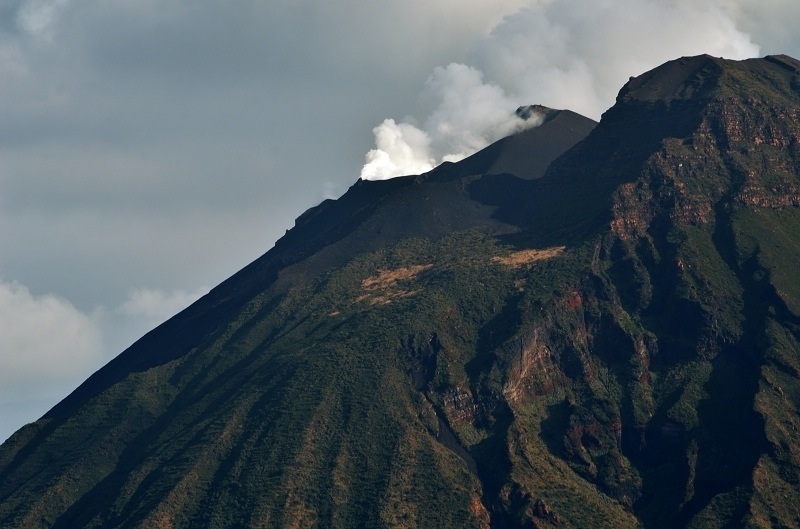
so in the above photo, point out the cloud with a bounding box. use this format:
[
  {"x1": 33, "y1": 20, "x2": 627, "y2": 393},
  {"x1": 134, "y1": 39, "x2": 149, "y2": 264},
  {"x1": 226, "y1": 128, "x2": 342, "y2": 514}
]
[
  {"x1": 0, "y1": 279, "x2": 102, "y2": 387},
  {"x1": 0, "y1": 279, "x2": 206, "y2": 442},
  {"x1": 718, "y1": 0, "x2": 800, "y2": 54},
  {"x1": 0, "y1": 281, "x2": 102, "y2": 442},
  {"x1": 16, "y1": 0, "x2": 70, "y2": 38},
  {"x1": 0, "y1": 277, "x2": 103, "y2": 441},
  {"x1": 360, "y1": 0, "x2": 762, "y2": 180},
  {"x1": 117, "y1": 286, "x2": 208, "y2": 322},
  {"x1": 472, "y1": 0, "x2": 759, "y2": 118},
  {"x1": 103, "y1": 286, "x2": 208, "y2": 354}
]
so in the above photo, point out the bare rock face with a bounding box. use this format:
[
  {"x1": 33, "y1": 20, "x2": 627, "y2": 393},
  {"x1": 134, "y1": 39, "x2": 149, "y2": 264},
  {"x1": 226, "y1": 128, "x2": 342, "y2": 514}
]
[{"x1": 3, "y1": 55, "x2": 800, "y2": 529}]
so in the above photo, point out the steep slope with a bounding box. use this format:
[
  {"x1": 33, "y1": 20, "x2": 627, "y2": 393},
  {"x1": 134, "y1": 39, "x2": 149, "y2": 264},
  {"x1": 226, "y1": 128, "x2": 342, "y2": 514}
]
[{"x1": 2, "y1": 55, "x2": 800, "y2": 529}]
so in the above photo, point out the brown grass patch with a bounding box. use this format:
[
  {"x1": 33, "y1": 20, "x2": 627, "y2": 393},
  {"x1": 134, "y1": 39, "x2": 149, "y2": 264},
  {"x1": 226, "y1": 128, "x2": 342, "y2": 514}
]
[
  {"x1": 361, "y1": 264, "x2": 433, "y2": 289},
  {"x1": 490, "y1": 246, "x2": 565, "y2": 267},
  {"x1": 359, "y1": 264, "x2": 432, "y2": 306}
]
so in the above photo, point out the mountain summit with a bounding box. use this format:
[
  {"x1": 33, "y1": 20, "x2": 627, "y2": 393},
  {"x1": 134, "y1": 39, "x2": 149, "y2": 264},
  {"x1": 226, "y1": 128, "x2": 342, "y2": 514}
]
[{"x1": 2, "y1": 55, "x2": 800, "y2": 528}]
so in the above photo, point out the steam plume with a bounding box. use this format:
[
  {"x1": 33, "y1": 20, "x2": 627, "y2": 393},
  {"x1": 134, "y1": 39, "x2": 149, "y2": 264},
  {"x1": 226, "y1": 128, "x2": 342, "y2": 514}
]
[{"x1": 361, "y1": 64, "x2": 537, "y2": 180}]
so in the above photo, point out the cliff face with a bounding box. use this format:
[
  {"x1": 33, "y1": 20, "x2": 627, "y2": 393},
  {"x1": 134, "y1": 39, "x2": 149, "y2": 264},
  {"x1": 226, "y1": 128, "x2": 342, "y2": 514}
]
[{"x1": 2, "y1": 55, "x2": 800, "y2": 529}]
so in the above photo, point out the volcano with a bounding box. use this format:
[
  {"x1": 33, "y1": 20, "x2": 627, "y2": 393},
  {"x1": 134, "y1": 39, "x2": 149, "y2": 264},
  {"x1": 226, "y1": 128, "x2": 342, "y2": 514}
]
[{"x1": 2, "y1": 54, "x2": 800, "y2": 528}]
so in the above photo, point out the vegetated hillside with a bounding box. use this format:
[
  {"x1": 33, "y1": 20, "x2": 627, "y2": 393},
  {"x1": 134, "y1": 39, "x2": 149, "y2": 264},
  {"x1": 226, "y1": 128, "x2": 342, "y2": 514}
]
[{"x1": 1, "y1": 54, "x2": 800, "y2": 529}]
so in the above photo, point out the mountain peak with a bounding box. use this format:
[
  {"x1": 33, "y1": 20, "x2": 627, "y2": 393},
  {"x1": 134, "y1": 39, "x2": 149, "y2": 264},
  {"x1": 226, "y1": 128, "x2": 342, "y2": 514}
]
[
  {"x1": 617, "y1": 54, "x2": 724, "y2": 103},
  {"x1": 451, "y1": 106, "x2": 596, "y2": 180},
  {"x1": 617, "y1": 53, "x2": 800, "y2": 105},
  {"x1": 514, "y1": 103, "x2": 557, "y2": 121}
]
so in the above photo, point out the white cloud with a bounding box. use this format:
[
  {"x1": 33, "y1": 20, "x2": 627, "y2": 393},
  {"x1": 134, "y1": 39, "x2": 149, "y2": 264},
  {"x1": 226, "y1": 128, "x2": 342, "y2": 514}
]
[
  {"x1": 0, "y1": 279, "x2": 206, "y2": 442},
  {"x1": 0, "y1": 278, "x2": 103, "y2": 441},
  {"x1": 16, "y1": 0, "x2": 71, "y2": 38},
  {"x1": 472, "y1": 0, "x2": 759, "y2": 119},
  {"x1": 111, "y1": 286, "x2": 208, "y2": 343},
  {"x1": 0, "y1": 279, "x2": 103, "y2": 387},
  {"x1": 718, "y1": 0, "x2": 800, "y2": 54},
  {"x1": 117, "y1": 286, "x2": 206, "y2": 321}
]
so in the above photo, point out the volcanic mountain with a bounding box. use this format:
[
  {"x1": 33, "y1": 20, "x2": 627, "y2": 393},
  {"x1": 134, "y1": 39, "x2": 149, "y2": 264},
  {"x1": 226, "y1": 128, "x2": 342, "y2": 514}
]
[{"x1": 2, "y1": 54, "x2": 800, "y2": 528}]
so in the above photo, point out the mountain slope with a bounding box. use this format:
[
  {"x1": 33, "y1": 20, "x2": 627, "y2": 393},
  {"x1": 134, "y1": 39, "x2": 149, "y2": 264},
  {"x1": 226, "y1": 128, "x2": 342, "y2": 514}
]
[{"x1": 2, "y1": 55, "x2": 800, "y2": 529}]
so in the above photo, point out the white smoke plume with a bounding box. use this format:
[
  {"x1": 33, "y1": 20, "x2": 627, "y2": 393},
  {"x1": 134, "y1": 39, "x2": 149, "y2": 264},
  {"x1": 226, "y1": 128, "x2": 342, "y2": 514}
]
[
  {"x1": 361, "y1": 64, "x2": 537, "y2": 180},
  {"x1": 360, "y1": 119, "x2": 435, "y2": 181},
  {"x1": 361, "y1": 0, "x2": 761, "y2": 181}
]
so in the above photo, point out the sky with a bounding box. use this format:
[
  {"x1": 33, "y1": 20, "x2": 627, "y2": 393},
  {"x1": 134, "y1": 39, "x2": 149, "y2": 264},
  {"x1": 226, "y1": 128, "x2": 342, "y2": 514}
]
[{"x1": 1, "y1": 0, "x2": 799, "y2": 443}]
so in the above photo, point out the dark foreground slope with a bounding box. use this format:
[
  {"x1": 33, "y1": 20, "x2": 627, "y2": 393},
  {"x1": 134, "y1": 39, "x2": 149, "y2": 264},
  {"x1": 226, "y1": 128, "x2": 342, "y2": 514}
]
[{"x1": 2, "y1": 55, "x2": 800, "y2": 529}]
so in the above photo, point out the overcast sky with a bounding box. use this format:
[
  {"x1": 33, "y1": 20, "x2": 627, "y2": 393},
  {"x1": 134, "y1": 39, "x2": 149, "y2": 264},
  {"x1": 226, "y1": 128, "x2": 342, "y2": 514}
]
[{"x1": 1, "y1": 0, "x2": 799, "y2": 442}]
